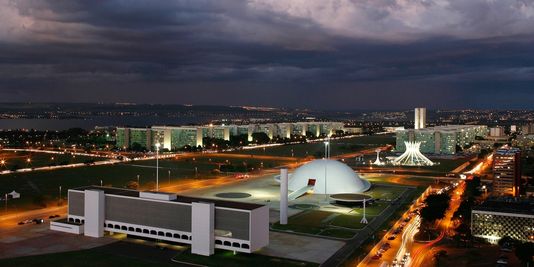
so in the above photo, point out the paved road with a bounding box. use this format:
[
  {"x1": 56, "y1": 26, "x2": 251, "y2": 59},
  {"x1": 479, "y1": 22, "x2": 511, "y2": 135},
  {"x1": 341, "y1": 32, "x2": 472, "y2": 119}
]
[{"x1": 321, "y1": 187, "x2": 417, "y2": 267}]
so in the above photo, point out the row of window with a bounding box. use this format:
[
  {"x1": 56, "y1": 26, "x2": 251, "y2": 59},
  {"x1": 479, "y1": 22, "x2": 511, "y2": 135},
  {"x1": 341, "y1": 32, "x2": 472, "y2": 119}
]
[
  {"x1": 215, "y1": 239, "x2": 249, "y2": 249},
  {"x1": 69, "y1": 218, "x2": 84, "y2": 224},
  {"x1": 68, "y1": 218, "x2": 250, "y2": 250},
  {"x1": 105, "y1": 223, "x2": 192, "y2": 240}
]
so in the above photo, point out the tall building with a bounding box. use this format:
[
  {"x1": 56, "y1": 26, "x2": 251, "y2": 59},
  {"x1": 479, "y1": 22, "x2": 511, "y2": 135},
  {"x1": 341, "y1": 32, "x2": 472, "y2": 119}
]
[
  {"x1": 521, "y1": 123, "x2": 534, "y2": 135},
  {"x1": 116, "y1": 127, "x2": 152, "y2": 150},
  {"x1": 493, "y1": 147, "x2": 521, "y2": 197},
  {"x1": 396, "y1": 125, "x2": 488, "y2": 155},
  {"x1": 414, "y1": 107, "x2": 426, "y2": 129},
  {"x1": 489, "y1": 127, "x2": 505, "y2": 137}
]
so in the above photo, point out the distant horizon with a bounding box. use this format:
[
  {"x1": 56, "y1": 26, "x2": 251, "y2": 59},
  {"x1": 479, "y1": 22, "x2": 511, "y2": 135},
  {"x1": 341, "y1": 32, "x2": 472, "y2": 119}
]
[{"x1": 0, "y1": 102, "x2": 533, "y2": 112}]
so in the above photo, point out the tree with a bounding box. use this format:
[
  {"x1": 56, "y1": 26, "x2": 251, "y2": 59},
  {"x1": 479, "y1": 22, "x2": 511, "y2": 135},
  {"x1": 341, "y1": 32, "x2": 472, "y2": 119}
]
[
  {"x1": 433, "y1": 250, "x2": 448, "y2": 267},
  {"x1": 420, "y1": 194, "x2": 451, "y2": 224},
  {"x1": 251, "y1": 132, "x2": 270, "y2": 144},
  {"x1": 515, "y1": 242, "x2": 534, "y2": 266},
  {"x1": 498, "y1": 236, "x2": 517, "y2": 247},
  {"x1": 130, "y1": 142, "x2": 145, "y2": 152}
]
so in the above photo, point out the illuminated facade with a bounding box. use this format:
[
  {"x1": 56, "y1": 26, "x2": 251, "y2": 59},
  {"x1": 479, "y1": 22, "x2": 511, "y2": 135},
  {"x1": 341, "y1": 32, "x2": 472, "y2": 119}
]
[
  {"x1": 116, "y1": 127, "x2": 152, "y2": 150},
  {"x1": 471, "y1": 199, "x2": 534, "y2": 244},
  {"x1": 493, "y1": 147, "x2": 521, "y2": 197},
  {"x1": 396, "y1": 125, "x2": 488, "y2": 155},
  {"x1": 117, "y1": 122, "x2": 346, "y2": 150},
  {"x1": 50, "y1": 186, "x2": 269, "y2": 256}
]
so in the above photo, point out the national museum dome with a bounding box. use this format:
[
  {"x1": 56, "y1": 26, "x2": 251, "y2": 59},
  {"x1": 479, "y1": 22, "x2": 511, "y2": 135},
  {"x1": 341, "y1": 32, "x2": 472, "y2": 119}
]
[{"x1": 288, "y1": 159, "x2": 371, "y2": 194}]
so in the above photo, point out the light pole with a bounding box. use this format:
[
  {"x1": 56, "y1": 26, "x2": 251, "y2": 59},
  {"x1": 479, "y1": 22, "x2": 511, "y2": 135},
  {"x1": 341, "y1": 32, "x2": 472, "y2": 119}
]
[
  {"x1": 155, "y1": 143, "x2": 160, "y2": 191},
  {"x1": 324, "y1": 140, "x2": 330, "y2": 202}
]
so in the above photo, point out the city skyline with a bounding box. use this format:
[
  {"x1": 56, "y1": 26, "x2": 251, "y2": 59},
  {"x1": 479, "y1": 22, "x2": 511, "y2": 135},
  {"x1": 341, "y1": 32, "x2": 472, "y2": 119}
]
[{"x1": 1, "y1": 1, "x2": 534, "y2": 109}]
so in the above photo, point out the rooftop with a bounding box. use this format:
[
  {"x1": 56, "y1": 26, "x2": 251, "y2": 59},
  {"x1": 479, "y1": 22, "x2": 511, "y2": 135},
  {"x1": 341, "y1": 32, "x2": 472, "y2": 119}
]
[
  {"x1": 72, "y1": 185, "x2": 264, "y2": 211},
  {"x1": 473, "y1": 198, "x2": 534, "y2": 216}
]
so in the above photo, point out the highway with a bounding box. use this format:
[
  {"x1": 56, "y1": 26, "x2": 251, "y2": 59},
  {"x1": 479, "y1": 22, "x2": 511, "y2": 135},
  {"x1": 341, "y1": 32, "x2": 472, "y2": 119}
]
[{"x1": 357, "y1": 188, "x2": 429, "y2": 267}]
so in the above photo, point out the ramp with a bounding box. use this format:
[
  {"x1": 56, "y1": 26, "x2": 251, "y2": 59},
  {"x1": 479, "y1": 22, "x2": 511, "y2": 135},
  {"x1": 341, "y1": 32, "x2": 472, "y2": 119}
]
[{"x1": 288, "y1": 185, "x2": 314, "y2": 200}]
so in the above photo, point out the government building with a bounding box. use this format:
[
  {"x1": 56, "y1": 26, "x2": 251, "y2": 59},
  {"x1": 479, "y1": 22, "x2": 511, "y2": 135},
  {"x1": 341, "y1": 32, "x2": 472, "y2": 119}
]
[
  {"x1": 50, "y1": 186, "x2": 269, "y2": 256},
  {"x1": 395, "y1": 125, "x2": 488, "y2": 155},
  {"x1": 116, "y1": 121, "x2": 345, "y2": 151},
  {"x1": 471, "y1": 198, "x2": 534, "y2": 244}
]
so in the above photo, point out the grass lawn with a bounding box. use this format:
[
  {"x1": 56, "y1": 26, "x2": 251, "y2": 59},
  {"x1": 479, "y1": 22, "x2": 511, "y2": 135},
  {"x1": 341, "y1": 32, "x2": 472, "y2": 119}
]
[
  {"x1": 273, "y1": 210, "x2": 333, "y2": 235},
  {"x1": 272, "y1": 183, "x2": 407, "y2": 238},
  {"x1": 0, "y1": 248, "x2": 177, "y2": 267},
  {"x1": 329, "y1": 214, "x2": 376, "y2": 229},
  {"x1": 229, "y1": 135, "x2": 395, "y2": 158},
  {"x1": 0, "y1": 154, "x2": 292, "y2": 213},
  {"x1": 174, "y1": 249, "x2": 318, "y2": 267},
  {"x1": 366, "y1": 185, "x2": 407, "y2": 201},
  {"x1": 0, "y1": 150, "x2": 104, "y2": 170},
  {"x1": 402, "y1": 158, "x2": 470, "y2": 173}
]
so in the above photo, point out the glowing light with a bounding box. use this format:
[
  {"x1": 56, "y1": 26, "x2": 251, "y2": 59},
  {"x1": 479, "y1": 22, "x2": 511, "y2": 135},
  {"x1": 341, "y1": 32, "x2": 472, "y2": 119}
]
[{"x1": 392, "y1": 141, "x2": 434, "y2": 166}]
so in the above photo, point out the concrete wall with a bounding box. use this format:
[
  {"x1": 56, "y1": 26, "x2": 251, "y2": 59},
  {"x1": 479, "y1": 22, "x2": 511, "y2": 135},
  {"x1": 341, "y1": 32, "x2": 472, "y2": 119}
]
[
  {"x1": 249, "y1": 205, "x2": 269, "y2": 251},
  {"x1": 84, "y1": 190, "x2": 105, "y2": 238},
  {"x1": 50, "y1": 221, "x2": 84, "y2": 234},
  {"x1": 192, "y1": 202, "x2": 215, "y2": 256}
]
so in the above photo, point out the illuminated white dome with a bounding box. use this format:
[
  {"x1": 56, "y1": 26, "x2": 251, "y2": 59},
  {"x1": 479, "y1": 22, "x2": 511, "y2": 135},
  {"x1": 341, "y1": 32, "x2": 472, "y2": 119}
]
[{"x1": 288, "y1": 159, "x2": 371, "y2": 194}]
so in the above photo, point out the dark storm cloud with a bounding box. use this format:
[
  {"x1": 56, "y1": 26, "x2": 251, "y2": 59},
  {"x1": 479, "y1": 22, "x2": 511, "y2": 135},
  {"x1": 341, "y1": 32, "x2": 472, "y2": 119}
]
[{"x1": 0, "y1": 0, "x2": 534, "y2": 109}]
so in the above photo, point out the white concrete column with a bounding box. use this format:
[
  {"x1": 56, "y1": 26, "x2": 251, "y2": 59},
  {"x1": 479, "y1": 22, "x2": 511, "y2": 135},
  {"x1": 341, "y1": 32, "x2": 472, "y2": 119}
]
[
  {"x1": 192, "y1": 202, "x2": 215, "y2": 256},
  {"x1": 196, "y1": 129, "x2": 204, "y2": 147},
  {"x1": 280, "y1": 168, "x2": 288, "y2": 225},
  {"x1": 84, "y1": 190, "x2": 105, "y2": 238}
]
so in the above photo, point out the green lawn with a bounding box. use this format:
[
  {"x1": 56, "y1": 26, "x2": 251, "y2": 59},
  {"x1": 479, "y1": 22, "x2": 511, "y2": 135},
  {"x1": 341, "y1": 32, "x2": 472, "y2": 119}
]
[
  {"x1": 272, "y1": 183, "x2": 408, "y2": 239},
  {"x1": 0, "y1": 151, "x2": 104, "y2": 170},
  {"x1": 229, "y1": 135, "x2": 395, "y2": 158},
  {"x1": 174, "y1": 249, "x2": 318, "y2": 267},
  {"x1": 0, "y1": 155, "x2": 291, "y2": 213},
  {"x1": 329, "y1": 214, "x2": 376, "y2": 229},
  {"x1": 0, "y1": 248, "x2": 177, "y2": 267}
]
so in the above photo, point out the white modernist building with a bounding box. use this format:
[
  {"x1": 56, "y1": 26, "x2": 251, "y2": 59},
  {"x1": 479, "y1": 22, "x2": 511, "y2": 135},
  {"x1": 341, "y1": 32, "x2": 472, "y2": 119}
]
[
  {"x1": 287, "y1": 159, "x2": 371, "y2": 196},
  {"x1": 393, "y1": 141, "x2": 434, "y2": 166},
  {"x1": 50, "y1": 186, "x2": 269, "y2": 256}
]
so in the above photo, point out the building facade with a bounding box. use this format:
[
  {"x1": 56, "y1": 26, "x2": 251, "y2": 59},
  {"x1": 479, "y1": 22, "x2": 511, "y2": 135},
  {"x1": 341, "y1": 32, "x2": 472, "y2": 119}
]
[
  {"x1": 51, "y1": 186, "x2": 269, "y2": 256},
  {"x1": 396, "y1": 125, "x2": 488, "y2": 154},
  {"x1": 117, "y1": 122, "x2": 345, "y2": 151},
  {"x1": 471, "y1": 199, "x2": 534, "y2": 244},
  {"x1": 116, "y1": 127, "x2": 153, "y2": 150},
  {"x1": 493, "y1": 147, "x2": 521, "y2": 197}
]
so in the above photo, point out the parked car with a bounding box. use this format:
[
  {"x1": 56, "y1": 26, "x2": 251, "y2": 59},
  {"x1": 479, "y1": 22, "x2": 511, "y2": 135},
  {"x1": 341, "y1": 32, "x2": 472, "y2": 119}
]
[{"x1": 32, "y1": 218, "x2": 44, "y2": 224}]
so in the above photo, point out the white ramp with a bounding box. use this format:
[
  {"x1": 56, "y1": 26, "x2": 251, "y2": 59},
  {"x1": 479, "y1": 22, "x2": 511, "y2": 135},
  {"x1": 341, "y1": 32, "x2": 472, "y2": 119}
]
[{"x1": 288, "y1": 185, "x2": 314, "y2": 201}]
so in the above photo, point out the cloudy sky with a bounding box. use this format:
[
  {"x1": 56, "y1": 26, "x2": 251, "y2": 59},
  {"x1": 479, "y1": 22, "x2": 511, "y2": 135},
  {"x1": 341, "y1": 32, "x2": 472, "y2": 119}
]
[{"x1": 1, "y1": 0, "x2": 534, "y2": 110}]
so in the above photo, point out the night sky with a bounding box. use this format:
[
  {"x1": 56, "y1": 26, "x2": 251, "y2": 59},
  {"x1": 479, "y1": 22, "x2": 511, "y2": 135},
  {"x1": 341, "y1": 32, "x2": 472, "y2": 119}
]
[{"x1": 1, "y1": 0, "x2": 534, "y2": 110}]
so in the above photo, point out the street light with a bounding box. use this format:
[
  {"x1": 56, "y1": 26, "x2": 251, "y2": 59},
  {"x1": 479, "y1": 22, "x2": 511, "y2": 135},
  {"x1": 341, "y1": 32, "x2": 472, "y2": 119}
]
[
  {"x1": 168, "y1": 169, "x2": 171, "y2": 185},
  {"x1": 324, "y1": 140, "x2": 330, "y2": 202},
  {"x1": 155, "y1": 143, "x2": 161, "y2": 191},
  {"x1": 137, "y1": 174, "x2": 140, "y2": 189},
  {"x1": 58, "y1": 186, "x2": 62, "y2": 205}
]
